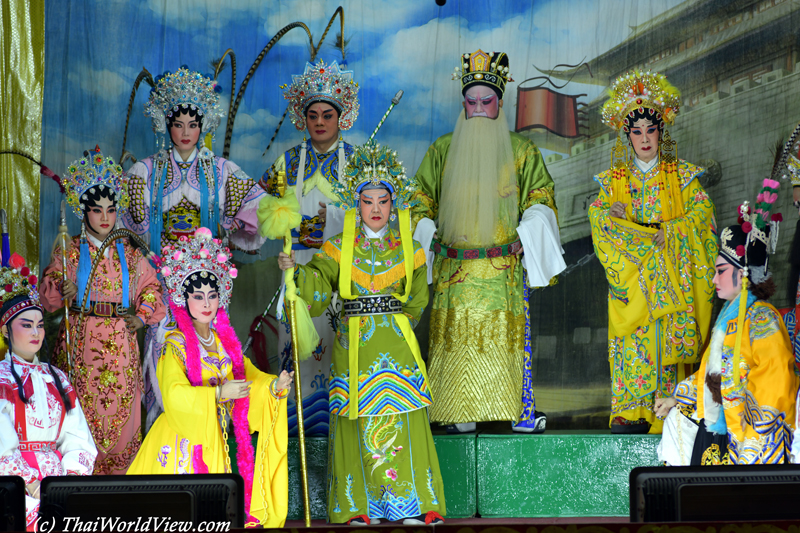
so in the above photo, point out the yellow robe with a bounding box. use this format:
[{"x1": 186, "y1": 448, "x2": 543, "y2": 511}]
[
  {"x1": 588, "y1": 159, "x2": 717, "y2": 430},
  {"x1": 128, "y1": 331, "x2": 288, "y2": 527},
  {"x1": 674, "y1": 301, "x2": 798, "y2": 464}
]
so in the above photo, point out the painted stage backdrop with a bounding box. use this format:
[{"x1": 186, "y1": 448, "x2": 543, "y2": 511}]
[{"x1": 38, "y1": 0, "x2": 800, "y2": 427}]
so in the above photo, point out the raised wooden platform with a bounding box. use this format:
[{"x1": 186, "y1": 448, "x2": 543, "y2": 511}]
[{"x1": 269, "y1": 430, "x2": 660, "y2": 520}]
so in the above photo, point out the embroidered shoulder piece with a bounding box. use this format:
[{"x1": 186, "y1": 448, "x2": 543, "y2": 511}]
[
  {"x1": 593, "y1": 168, "x2": 615, "y2": 196},
  {"x1": 164, "y1": 331, "x2": 188, "y2": 366},
  {"x1": 128, "y1": 173, "x2": 148, "y2": 225},
  {"x1": 225, "y1": 169, "x2": 255, "y2": 218},
  {"x1": 678, "y1": 160, "x2": 705, "y2": 190},
  {"x1": 284, "y1": 142, "x2": 356, "y2": 187},
  {"x1": 747, "y1": 302, "x2": 782, "y2": 343}
]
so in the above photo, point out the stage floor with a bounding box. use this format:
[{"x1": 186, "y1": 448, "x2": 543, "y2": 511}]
[{"x1": 237, "y1": 430, "x2": 662, "y2": 521}]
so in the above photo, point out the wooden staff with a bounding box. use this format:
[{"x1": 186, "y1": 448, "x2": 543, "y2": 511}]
[{"x1": 57, "y1": 201, "x2": 73, "y2": 381}]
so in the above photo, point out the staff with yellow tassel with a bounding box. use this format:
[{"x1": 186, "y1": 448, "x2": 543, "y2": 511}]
[{"x1": 256, "y1": 171, "x2": 319, "y2": 527}]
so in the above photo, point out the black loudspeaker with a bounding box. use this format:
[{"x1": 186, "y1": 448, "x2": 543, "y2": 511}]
[
  {"x1": 631, "y1": 465, "x2": 800, "y2": 522},
  {"x1": 39, "y1": 474, "x2": 243, "y2": 531},
  {"x1": 0, "y1": 476, "x2": 26, "y2": 532}
]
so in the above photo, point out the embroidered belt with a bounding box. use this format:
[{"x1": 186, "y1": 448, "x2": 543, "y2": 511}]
[
  {"x1": 71, "y1": 301, "x2": 129, "y2": 318},
  {"x1": 638, "y1": 222, "x2": 662, "y2": 230},
  {"x1": 19, "y1": 441, "x2": 57, "y2": 453},
  {"x1": 431, "y1": 238, "x2": 522, "y2": 260},
  {"x1": 342, "y1": 295, "x2": 403, "y2": 318}
]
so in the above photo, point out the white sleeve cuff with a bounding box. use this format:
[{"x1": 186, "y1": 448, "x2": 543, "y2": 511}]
[
  {"x1": 322, "y1": 204, "x2": 346, "y2": 245},
  {"x1": 515, "y1": 205, "x2": 566, "y2": 288},
  {"x1": 413, "y1": 218, "x2": 437, "y2": 285}
]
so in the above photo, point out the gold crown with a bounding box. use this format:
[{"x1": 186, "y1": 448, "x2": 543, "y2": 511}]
[
  {"x1": 602, "y1": 71, "x2": 681, "y2": 131},
  {"x1": 453, "y1": 50, "x2": 512, "y2": 97}
]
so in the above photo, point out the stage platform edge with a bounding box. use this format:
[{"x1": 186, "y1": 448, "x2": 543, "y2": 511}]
[{"x1": 230, "y1": 430, "x2": 660, "y2": 520}]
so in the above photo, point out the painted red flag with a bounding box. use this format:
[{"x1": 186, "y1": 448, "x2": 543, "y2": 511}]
[{"x1": 515, "y1": 87, "x2": 582, "y2": 138}]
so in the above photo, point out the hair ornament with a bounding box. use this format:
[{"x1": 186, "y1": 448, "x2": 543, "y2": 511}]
[
  {"x1": 64, "y1": 146, "x2": 129, "y2": 220},
  {"x1": 602, "y1": 70, "x2": 681, "y2": 131},
  {"x1": 158, "y1": 227, "x2": 235, "y2": 308},
  {"x1": 145, "y1": 67, "x2": 224, "y2": 135},
  {"x1": 284, "y1": 60, "x2": 359, "y2": 132}
]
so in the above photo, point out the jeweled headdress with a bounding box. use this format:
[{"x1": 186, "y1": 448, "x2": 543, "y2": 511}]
[
  {"x1": 0, "y1": 254, "x2": 40, "y2": 328},
  {"x1": 158, "y1": 227, "x2": 238, "y2": 308},
  {"x1": 284, "y1": 60, "x2": 359, "y2": 131},
  {"x1": 782, "y1": 122, "x2": 800, "y2": 187},
  {"x1": 602, "y1": 71, "x2": 681, "y2": 132},
  {"x1": 145, "y1": 67, "x2": 224, "y2": 135},
  {"x1": 64, "y1": 146, "x2": 130, "y2": 220},
  {"x1": 330, "y1": 144, "x2": 416, "y2": 211},
  {"x1": 453, "y1": 49, "x2": 512, "y2": 98}
]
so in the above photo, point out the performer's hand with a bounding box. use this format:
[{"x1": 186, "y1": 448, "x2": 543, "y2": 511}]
[
  {"x1": 514, "y1": 244, "x2": 525, "y2": 256},
  {"x1": 654, "y1": 397, "x2": 677, "y2": 419},
  {"x1": 62, "y1": 279, "x2": 78, "y2": 302},
  {"x1": 220, "y1": 379, "x2": 252, "y2": 400},
  {"x1": 654, "y1": 228, "x2": 666, "y2": 249},
  {"x1": 609, "y1": 201, "x2": 627, "y2": 219},
  {"x1": 277, "y1": 251, "x2": 296, "y2": 271},
  {"x1": 26, "y1": 480, "x2": 40, "y2": 499},
  {"x1": 124, "y1": 315, "x2": 144, "y2": 333},
  {"x1": 318, "y1": 202, "x2": 327, "y2": 223},
  {"x1": 276, "y1": 370, "x2": 294, "y2": 392}
]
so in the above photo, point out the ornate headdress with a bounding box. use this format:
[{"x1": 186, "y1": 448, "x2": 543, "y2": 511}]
[
  {"x1": 145, "y1": 67, "x2": 224, "y2": 135},
  {"x1": 283, "y1": 60, "x2": 359, "y2": 131},
  {"x1": 330, "y1": 144, "x2": 416, "y2": 213},
  {"x1": 64, "y1": 146, "x2": 130, "y2": 220},
  {"x1": 158, "y1": 227, "x2": 238, "y2": 308},
  {"x1": 602, "y1": 71, "x2": 681, "y2": 132},
  {"x1": 0, "y1": 254, "x2": 40, "y2": 328},
  {"x1": 783, "y1": 122, "x2": 800, "y2": 187},
  {"x1": 453, "y1": 49, "x2": 512, "y2": 98}
]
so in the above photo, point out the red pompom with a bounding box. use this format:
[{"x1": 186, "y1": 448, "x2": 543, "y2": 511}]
[
  {"x1": 20, "y1": 267, "x2": 29, "y2": 277},
  {"x1": 28, "y1": 275, "x2": 37, "y2": 286},
  {"x1": 7, "y1": 253, "x2": 25, "y2": 270},
  {"x1": 735, "y1": 245, "x2": 746, "y2": 257},
  {"x1": 772, "y1": 213, "x2": 784, "y2": 222},
  {"x1": 3, "y1": 284, "x2": 11, "y2": 293},
  {"x1": 737, "y1": 216, "x2": 744, "y2": 225},
  {"x1": 742, "y1": 222, "x2": 752, "y2": 233}
]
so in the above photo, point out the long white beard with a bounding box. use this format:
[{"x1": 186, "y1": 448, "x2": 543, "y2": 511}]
[{"x1": 438, "y1": 108, "x2": 519, "y2": 248}]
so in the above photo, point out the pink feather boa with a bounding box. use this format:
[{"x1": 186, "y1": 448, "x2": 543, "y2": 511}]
[{"x1": 169, "y1": 303, "x2": 257, "y2": 523}]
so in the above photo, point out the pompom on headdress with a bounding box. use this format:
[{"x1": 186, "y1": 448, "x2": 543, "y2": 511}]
[
  {"x1": 0, "y1": 253, "x2": 41, "y2": 328},
  {"x1": 453, "y1": 49, "x2": 512, "y2": 98},
  {"x1": 602, "y1": 70, "x2": 681, "y2": 132},
  {"x1": 330, "y1": 143, "x2": 417, "y2": 212},
  {"x1": 158, "y1": 227, "x2": 237, "y2": 308},
  {"x1": 64, "y1": 146, "x2": 130, "y2": 220},
  {"x1": 145, "y1": 66, "x2": 224, "y2": 135},
  {"x1": 283, "y1": 60, "x2": 359, "y2": 131}
]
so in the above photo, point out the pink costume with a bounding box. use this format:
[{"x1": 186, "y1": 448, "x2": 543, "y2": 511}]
[
  {"x1": 0, "y1": 354, "x2": 97, "y2": 529},
  {"x1": 40, "y1": 236, "x2": 164, "y2": 474}
]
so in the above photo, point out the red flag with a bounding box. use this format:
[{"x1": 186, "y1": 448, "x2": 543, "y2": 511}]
[{"x1": 515, "y1": 87, "x2": 583, "y2": 138}]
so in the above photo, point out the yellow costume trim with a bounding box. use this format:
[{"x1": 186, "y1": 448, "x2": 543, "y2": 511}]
[
  {"x1": 733, "y1": 280, "x2": 749, "y2": 386},
  {"x1": 609, "y1": 164, "x2": 685, "y2": 222},
  {"x1": 338, "y1": 208, "x2": 428, "y2": 419},
  {"x1": 321, "y1": 243, "x2": 426, "y2": 294}
]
